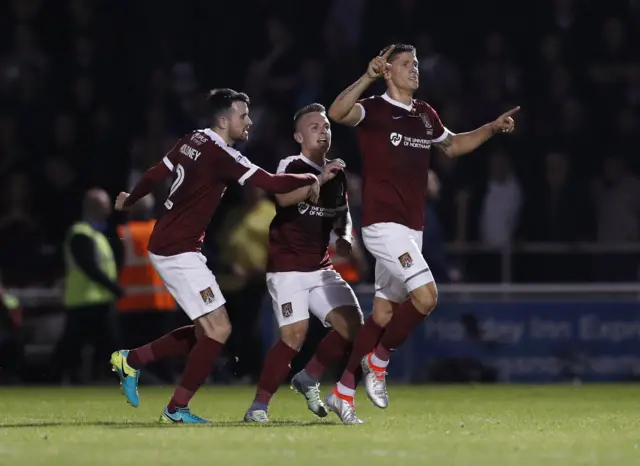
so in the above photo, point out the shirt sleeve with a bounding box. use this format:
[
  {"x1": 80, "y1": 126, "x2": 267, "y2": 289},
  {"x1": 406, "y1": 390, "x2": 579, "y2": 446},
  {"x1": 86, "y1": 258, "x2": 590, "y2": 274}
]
[
  {"x1": 353, "y1": 98, "x2": 371, "y2": 127},
  {"x1": 428, "y1": 104, "x2": 451, "y2": 143},
  {"x1": 277, "y1": 158, "x2": 309, "y2": 175},
  {"x1": 161, "y1": 139, "x2": 182, "y2": 171},
  {"x1": 216, "y1": 147, "x2": 259, "y2": 185}
]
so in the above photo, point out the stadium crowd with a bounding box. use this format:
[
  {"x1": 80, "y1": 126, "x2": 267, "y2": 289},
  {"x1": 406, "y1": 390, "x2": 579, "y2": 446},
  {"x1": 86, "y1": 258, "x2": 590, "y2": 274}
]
[{"x1": 1, "y1": 0, "x2": 639, "y2": 291}]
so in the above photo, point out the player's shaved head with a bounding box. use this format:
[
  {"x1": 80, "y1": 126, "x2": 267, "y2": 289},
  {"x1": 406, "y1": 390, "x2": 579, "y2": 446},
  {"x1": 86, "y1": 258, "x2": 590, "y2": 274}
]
[
  {"x1": 206, "y1": 88, "x2": 250, "y2": 120},
  {"x1": 380, "y1": 43, "x2": 416, "y2": 63},
  {"x1": 293, "y1": 103, "x2": 326, "y2": 131},
  {"x1": 293, "y1": 103, "x2": 331, "y2": 157}
]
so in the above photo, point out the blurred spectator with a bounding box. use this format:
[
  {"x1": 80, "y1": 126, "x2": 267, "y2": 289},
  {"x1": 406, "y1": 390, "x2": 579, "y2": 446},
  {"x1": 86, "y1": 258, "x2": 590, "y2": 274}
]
[
  {"x1": 592, "y1": 156, "x2": 640, "y2": 244},
  {"x1": 415, "y1": 33, "x2": 462, "y2": 103},
  {"x1": 592, "y1": 156, "x2": 640, "y2": 281},
  {"x1": 0, "y1": 273, "x2": 24, "y2": 384},
  {"x1": 521, "y1": 152, "x2": 593, "y2": 242},
  {"x1": 0, "y1": 115, "x2": 26, "y2": 177},
  {"x1": 479, "y1": 151, "x2": 522, "y2": 248},
  {"x1": 216, "y1": 185, "x2": 276, "y2": 382},
  {"x1": 254, "y1": 17, "x2": 298, "y2": 102},
  {"x1": 0, "y1": 173, "x2": 40, "y2": 285},
  {"x1": 424, "y1": 170, "x2": 462, "y2": 283},
  {"x1": 49, "y1": 188, "x2": 122, "y2": 384}
]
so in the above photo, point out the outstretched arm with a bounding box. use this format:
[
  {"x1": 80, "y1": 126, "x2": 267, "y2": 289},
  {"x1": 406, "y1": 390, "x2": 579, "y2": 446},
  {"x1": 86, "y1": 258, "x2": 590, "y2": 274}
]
[
  {"x1": 436, "y1": 107, "x2": 520, "y2": 158},
  {"x1": 245, "y1": 167, "x2": 317, "y2": 193}
]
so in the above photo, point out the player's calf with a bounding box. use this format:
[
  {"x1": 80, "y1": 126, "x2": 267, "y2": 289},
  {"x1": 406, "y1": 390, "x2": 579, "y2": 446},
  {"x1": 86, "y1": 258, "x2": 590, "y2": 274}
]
[
  {"x1": 363, "y1": 283, "x2": 438, "y2": 409},
  {"x1": 244, "y1": 321, "x2": 306, "y2": 422},
  {"x1": 164, "y1": 307, "x2": 228, "y2": 418},
  {"x1": 292, "y1": 306, "x2": 359, "y2": 417}
]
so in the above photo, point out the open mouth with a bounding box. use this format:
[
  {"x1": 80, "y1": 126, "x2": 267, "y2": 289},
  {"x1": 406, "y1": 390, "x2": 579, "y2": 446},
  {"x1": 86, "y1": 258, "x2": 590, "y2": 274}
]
[{"x1": 318, "y1": 138, "x2": 328, "y2": 144}]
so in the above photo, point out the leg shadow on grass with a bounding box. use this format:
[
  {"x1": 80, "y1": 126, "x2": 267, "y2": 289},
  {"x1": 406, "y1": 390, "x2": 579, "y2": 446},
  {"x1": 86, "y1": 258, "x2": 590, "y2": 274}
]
[{"x1": 1, "y1": 419, "x2": 345, "y2": 429}]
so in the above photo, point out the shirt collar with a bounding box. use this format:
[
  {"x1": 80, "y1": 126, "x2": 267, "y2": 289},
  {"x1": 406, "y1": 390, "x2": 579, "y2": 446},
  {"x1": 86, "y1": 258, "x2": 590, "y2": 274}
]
[{"x1": 382, "y1": 92, "x2": 413, "y2": 112}]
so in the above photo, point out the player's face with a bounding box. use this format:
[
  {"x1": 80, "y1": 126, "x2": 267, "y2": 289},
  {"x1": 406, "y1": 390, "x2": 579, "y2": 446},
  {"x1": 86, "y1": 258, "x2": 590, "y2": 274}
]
[
  {"x1": 296, "y1": 112, "x2": 331, "y2": 154},
  {"x1": 387, "y1": 51, "x2": 419, "y2": 92},
  {"x1": 227, "y1": 101, "x2": 252, "y2": 142}
]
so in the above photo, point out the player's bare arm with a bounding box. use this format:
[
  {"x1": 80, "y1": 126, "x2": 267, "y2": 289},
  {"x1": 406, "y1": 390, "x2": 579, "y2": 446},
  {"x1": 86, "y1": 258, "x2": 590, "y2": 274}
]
[
  {"x1": 246, "y1": 167, "x2": 318, "y2": 193},
  {"x1": 328, "y1": 46, "x2": 396, "y2": 126},
  {"x1": 115, "y1": 161, "x2": 172, "y2": 210},
  {"x1": 436, "y1": 107, "x2": 520, "y2": 158},
  {"x1": 275, "y1": 160, "x2": 345, "y2": 207},
  {"x1": 332, "y1": 182, "x2": 353, "y2": 257}
]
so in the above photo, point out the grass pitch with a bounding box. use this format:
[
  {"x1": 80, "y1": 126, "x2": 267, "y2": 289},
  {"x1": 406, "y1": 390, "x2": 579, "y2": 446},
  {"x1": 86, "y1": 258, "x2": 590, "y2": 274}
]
[{"x1": 0, "y1": 384, "x2": 639, "y2": 465}]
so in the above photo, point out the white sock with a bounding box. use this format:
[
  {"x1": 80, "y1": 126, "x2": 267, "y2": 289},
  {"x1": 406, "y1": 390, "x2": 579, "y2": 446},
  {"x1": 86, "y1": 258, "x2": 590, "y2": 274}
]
[
  {"x1": 336, "y1": 382, "x2": 355, "y2": 397},
  {"x1": 370, "y1": 352, "x2": 389, "y2": 368}
]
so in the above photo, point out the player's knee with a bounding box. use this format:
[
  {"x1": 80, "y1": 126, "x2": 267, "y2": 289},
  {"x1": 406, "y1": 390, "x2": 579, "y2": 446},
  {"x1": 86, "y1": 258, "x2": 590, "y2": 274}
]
[
  {"x1": 410, "y1": 282, "x2": 438, "y2": 316},
  {"x1": 203, "y1": 320, "x2": 232, "y2": 342},
  {"x1": 372, "y1": 298, "x2": 396, "y2": 327},
  {"x1": 280, "y1": 320, "x2": 308, "y2": 350},
  {"x1": 327, "y1": 306, "x2": 363, "y2": 341},
  {"x1": 197, "y1": 307, "x2": 232, "y2": 342}
]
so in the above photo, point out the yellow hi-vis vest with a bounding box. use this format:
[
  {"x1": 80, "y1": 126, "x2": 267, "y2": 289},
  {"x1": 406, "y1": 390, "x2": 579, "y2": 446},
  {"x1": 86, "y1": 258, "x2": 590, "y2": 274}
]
[{"x1": 64, "y1": 222, "x2": 117, "y2": 308}]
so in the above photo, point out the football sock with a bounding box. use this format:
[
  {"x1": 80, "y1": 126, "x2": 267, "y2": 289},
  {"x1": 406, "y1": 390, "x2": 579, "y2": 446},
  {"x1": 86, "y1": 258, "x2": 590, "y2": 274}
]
[
  {"x1": 167, "y1": 336, "x2": 222, "y2": 412},
  {"x1": 251, "y1": 340, "x2": 298, "y2": 410},
  {"x1": 303, "y1": 330, "x2": 349, "y2": 381},
  {"x1": 338, "y1": 316, "x2": 384, "y2": 390},
  {"x1": 127, "y1": 325, "x2": 196, "y2": 369},
  {"x1": 373, "y1": 300, "x2": 425, "y2": 364}
]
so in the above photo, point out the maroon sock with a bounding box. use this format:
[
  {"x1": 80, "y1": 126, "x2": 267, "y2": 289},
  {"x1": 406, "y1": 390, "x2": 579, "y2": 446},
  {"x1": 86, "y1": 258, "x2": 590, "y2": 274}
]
[
  {"x1": 338, "y1": 316, "x2": 384, "y2": 389},
  {"x1": 253, "y1": 340, "x2": 298, "y2": 405},
  {"x1": 167, "y1": 336, "x2": 223, "y2": 412},
  {"x1": 373, "y1": 300, "x2": 426, "y2": 362},
  {"x1": 305, "y1": 330, "x2": 349, "y2": 380},
  {"x1": 127, "y1": 325, "x2": 196, "y2": 369}
]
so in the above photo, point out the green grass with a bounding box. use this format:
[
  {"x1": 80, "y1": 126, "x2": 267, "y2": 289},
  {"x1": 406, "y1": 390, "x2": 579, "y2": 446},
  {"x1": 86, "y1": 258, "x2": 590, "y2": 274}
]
[{"x1": 1, "y1": 384, "x2": 639, "y2": 465}]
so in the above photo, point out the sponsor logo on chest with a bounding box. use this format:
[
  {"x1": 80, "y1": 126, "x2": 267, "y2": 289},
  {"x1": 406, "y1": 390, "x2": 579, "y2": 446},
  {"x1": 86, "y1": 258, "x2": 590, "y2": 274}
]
[
  {"x1": 389, "y1": 132, "x2": 432, "y2": 149},
  {"x1": 297, "y1": 202, "x2": 346, "y2": 217},
  {"x1": 389, "y1": 112, "x2": 435, "y2": 150}
]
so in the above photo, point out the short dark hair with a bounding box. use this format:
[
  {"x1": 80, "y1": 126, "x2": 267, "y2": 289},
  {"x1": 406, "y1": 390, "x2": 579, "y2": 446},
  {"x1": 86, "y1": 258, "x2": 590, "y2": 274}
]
[
  {"x1": 379, "y1": 44, "x2": 416, "y2": 63},
  {"x1": 293, "y1": 103, "x2": 326, "y2": 130},
  {"x1": 206, "y1": 88, "x2": 250, "y2": 121}
]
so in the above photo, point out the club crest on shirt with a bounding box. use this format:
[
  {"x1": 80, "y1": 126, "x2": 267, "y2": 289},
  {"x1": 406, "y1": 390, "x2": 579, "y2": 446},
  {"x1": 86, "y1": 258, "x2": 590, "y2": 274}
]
[
  {"x1": 419, "y1": 113, "x2": 434, "y2": 137},
  {"x1": 199, "y1": 287, "x2": 215, "y2": 305},
  {"x1": 281, "y1": 302, "x2": 293, "y2": 318},
  {"x1": 398, "y1": 252, "x2": 414, "y2": 269}
]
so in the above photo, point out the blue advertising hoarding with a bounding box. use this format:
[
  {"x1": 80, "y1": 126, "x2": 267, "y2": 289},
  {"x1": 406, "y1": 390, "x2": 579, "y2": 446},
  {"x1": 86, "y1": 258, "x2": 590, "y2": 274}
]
[{"x1": 260, "y1": 293, "x2": 640, "y2": 382}]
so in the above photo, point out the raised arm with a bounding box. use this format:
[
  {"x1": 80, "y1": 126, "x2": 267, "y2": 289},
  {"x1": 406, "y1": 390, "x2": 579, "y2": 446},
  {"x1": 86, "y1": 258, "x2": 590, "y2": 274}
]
[
  {"x1": 436, "y1": 107, "x2": 520, "y2": 158},
  {"x1": 327, "y1": 75, "x2": 375, "y2": 126},
  {"x1": 328, "y1": 46, "x2": 396, "y2": 126}
]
